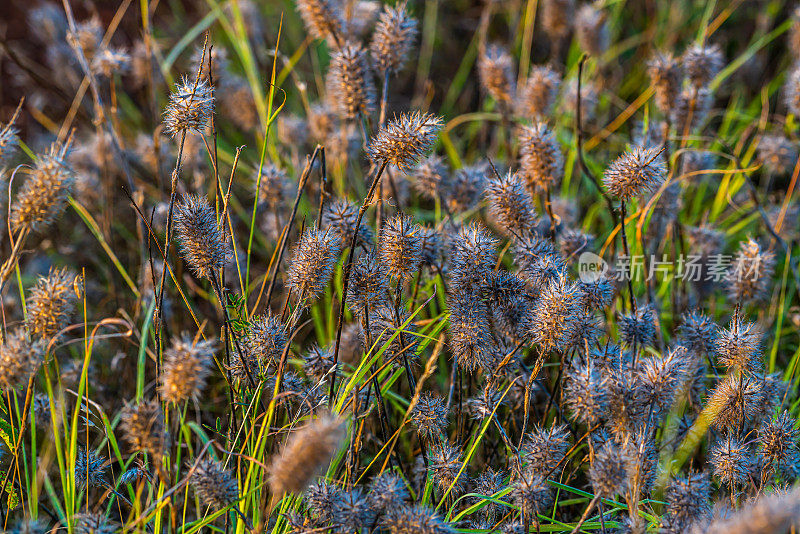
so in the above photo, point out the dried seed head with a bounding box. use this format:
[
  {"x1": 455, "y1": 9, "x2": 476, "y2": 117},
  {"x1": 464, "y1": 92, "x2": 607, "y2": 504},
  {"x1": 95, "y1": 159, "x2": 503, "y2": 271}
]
[
  {"x1": 787, "y1": 63, "x2": 800, "y2": 118},
  {"x1": 256, "y1": 164, "x2": 292, "y2": 211},
  {"x1": 0, "y1": 122, "x2": 19, "y2": 167},
  {"x1": 189, "y1": 457, "x2": 239, "y2": 509},
  {"x1": 287, "y1": 228, "x2": 342, "y2": 301},
  {"x1": 370, "y1": 2, "x2": 418, "y2": 76},
  {"x1": 486, "y1": 170, "x2": 537, "y2": 236},
  {"x1": 448, "y1": 292, "x2": 498, "y2": 373},
  {"x1": 589, "y1": 441, "x2": 628, "y2": 497},
  {"x1": 527, "y1": 274, "x2": 581, "y2": 353},
  {"x1": 328, "y1": 41, "x2": 377, "y2": 120},
  {"x1": 6, "y1": 519, "x2": 48, "y2": 534},
  {"x1": 73, "y1": 513, "x2": 119, "y2": 534},
  {"x1": 682, "y1": 44, "x2": 723, "y2": 89},
  {"x1": 662, "y1": 472, "x2": 711, "y2": 533},
  {"x1": 369, "y1": 304, "x2": 419, "y2": 366},
  {"x1": 757, "y1": 411, "x2": 799, "y2": 473},
  {"x1": 159, "y1": 334, "x2": 215, "y2": 403},
  {"x1": 303, "y1": 344, "x2": 336, "y2": 381},
  {"x1": 379, "y1": 214, "x2": 423, "y2": 281},
  {"x1": 26, "y1": 267, "x2": 79, "y2": 342},
  {"x1": 715, "y1": 317, "x2": 762, "y2": 373},
  {"x1": 541, "y1": 0, "x2": 575, "y2": 40},
  {"x1": 163, "y1": 76, "x2": 214, "y2": 137},
  {"x1": 671, "y1": 87, "x2": 713, "y2": 132},
  {"x1": 269, "y1": 411, "x2": 346, "y2": 496},
  {"x1": 578, "y1": 277, "x2": 614, "y2": 311},
  {"x1": 522, "y1": 424, "x2": 570, "y2": 477},
  {"x1": 575, "y1": 3, "x2": 609, "y2": 56},
  {"x1": 467, "y1": 386, "x2": 505, "y2": 420},
  {"x1": 411, "y1": 392, "x2": 448, "y2": 441},
  {"x1": 726, "y1": 238, "x2": 775, "y2": 305},
  {"x1": 306, "y1": 482, "x2": 341, "y2": 523},
  {"x1": 559, "y1": 229, "x2": 594, "y2": 259},
  {"x1": 518, "y1": 122, "x2": 563, "y2": 193},
  {"x1": 369, "y1": 472, "x2": 410, "y2": 511},
  {"x1": 174, "y1": 194, "x2": 229, "y2": 281},
  {"x1": 246, "y1": 313, "x2": 287, "y2": 372},
  {"x1": 120, "y1": 399, "x2": 166, "y2": 456},
  {"x1": 418, "y1": 226, "x2": 441, "y2": 266},
  {"x1": 710, "y1": 435, "x2": 754, "y2": 486},
  {"x1": 296, "y1": 0, "x2": 343, "y2": 43},
  {"x1": 75, "y1": 448, "x2": 107, "y2": 489},
  {"x1": 428, "y1": 444, "x2": 465, "y2": 495},
  {"x1": 635, "y1": 346, "x2": 688, "y2": 412},
  {"x1": 517, "y1": 64, "x2": 561, "y2": 120},
  {"x1": 701, "y1": 488, "x2": 800, "y2": 534},
  {"x1": 511, "y1": 477, "x2": 553, "y2": 527},
  {"x1": 323, "y1": 199, "x2": 374, "y2": 248},
  {"x1": 564, "y1": 360, "x2": 609, "y2": 427},
  {"x1": 618, "y1": 305, "x2": 658, "y2": 348},
  {"x1": 706, "y1": 374, "x2": 763, "y2": 431},
  {"x1": 648, "y1": 52, "x2": 683, "y2": 113},
  {"x1": 677, "y1": 311, "x2": 717, "y2": 355},
  {"x1": 333, "y1": 488, "x2": 375, "y2": 531},
  {"x1": 443, "y1": 163, "x2": 488, "y2": 213},
  {"x1": 347, "y1": 251, "x2": 389, "y2": 316},
  {"x1": 562, "y1": 77, "x2": 599, "y2": 119},
  {"x1": 0, "y1": 329, "x2": 45, "y2": 391},
  {"x1": 368, "y1": 111, "x2": 444, "y2": 170},
  {"x1": 11, "y1": 143, "x2": 75, "y2": 233},
  {"x1": 448, "y1": 222, "x2": 498, "y2": 288},
  {"x1": 90, "y1": 45, "x2": 131, "y2": 77},
  {"x1": 757, "y1": 135, "x2": 798, "y2": 175},
  {"x1": 412, "y1": 155, "x2": 451, "y2": 199},
  {"x1": 478, "y1": 44, "x2": 515, "y2": 108},
  {"x1": 603, "y1": 145, "x2": 666, "y2": 201},
  {"x1": 382, "y1": 504, "x2": 454, "y2": 534}
]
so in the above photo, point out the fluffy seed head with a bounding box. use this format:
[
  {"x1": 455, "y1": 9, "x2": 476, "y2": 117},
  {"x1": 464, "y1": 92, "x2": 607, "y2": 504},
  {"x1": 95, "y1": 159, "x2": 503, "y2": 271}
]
[
  {"x1": 323, "y1": 199, "x2": 374, "y2": 248},
  {"x1": 575, "y1": 3, "x2": 609, "y2": 56},
  {"x1": 448, "y1": 222, "x2": 498, "y2": 288},
  {"x1": 73, "y1": 513, "x2": 118, "y2": 534},
  {"x1": 370, "y1": 2, "x2": 417, "y2": 76},
  {"x1": 678, "y1": 311, "x2": 717, "y2": 355},
  {"x1": 517, "y1": 65, "x2": 561, "y2": 120},
  {"x1": 347, "y1": 251, "x2": 389, "y2": 316},
  {"x1": 758, "y1": 135, "x2": 798, "y2": 175},
  {"x1": 296, "y1": 0, "x2": 343, "y2": 43},
  {"x1": 715, "y1": 317, "x2": 762, "y2": 373},
  {"x1": 163, "y1": 76, "x2": 214, "y2": 137},
  {"x1": 648, "y1": 52, "x2": 683, "y2": 113},
  {"x1": 710, "y1": 435, "x2": 754, "y2": 486},
  {"x1": 726, "y1": 238, "x2": 775, "y2": 305},
  {"x1": 444, "y1": 163, "x2": 488, "y2": 213},
  {"x1": 589, "y1": 441, "x2": 628, "y2": 497},
  {"x1": 618, "y1": 305, "x2": 657, "y2": 348},
  {"x1": 246, "y1": 313, "x2": 287, "y2": 370},
  {"x1": 511, "y1": 475, "x2": 553, "y2": 522},
  {"x1": 332, "y1": 488, "x2": 374, "y2": 531},
  {"x1": 785, "y1": 64, "x2": 800, "y2": 116},
  {"x1": 328, "y1": 41, "x2": 377, "y2": 120},
  {"x1": 11, "y1": 143, "x2": 75, "y2": 233},
  {"x1": 0, "y1": 123, "x2": 19, "y2": 167},
  {"x1": 603, "y1": 145, "x2": 666, "y2": 201},
  {"x1": 120, "y1": 399, "x2": 166, "y2": 456},
  {"x1": 380, "y1": 214, "x2": 423, "y2": 281},
  {"x1": 174, "y1": 194, "x2": 229, "y2": 281},
  {"x1": 564, "y1": 361, "x2": 609, "y2": 427},
  {"x1": 0, "y1": 329, "x2": 45, "y2": 391},
  {"x1": 159, "y1": 334, "x2": 215, "y2": 403},
  {"x1": 287, "y1": 228, "x2": 342, "y2": 301},
  {"x1": 635, "y1": 347, "x2": 688, "y2": 411},
  {"x1": 541, "y1": 0, "x2": 575, "y2": 39},
  {"x1": 448, "y1": 293, "x2": 498, "y2": 373},
  {"x1": 662, "y1": 472, "x2": 711, "y2": 532},
  {"x1": 412, "y1": 155, "x2": 450, "y2": 199},
  {"x1": 369, "y1": 472, "x2": 410, "y2": 511},
  {"x1": 528, "y1": 274, "x2": 581, "y2": 353},
  {"x1": 75, "y1": 448, "x2": 107, "y2": 488},
  {"x1": 368, "y1": 111, "x2": 444, "y2": 170},
  {"x1": 522, "y1": 424, "x2": 570, "y2": 477},
  {"x1": 671, "y1": 87, "x2": 713, "y2": 132},
  {"x1": 518, "y1": 122, "x2": 563, "y2": 193},
  {"x1": 428, "y1": 444, "x2": 465, "y2": 495},
  {"x1": 706, "y1": 374, "x2": 763, "y2": 431},
  {"x1": 478, "y1": 44, "x2": 515, "y2": 108},
  {"x1": 757, "y1": 411, "x2": 798, "y2": 472},
  {"x1": 269, "y1": 411, "x2": 346, "y2": 496},
  {"x1": 382, "y1": 504, "x2": 454, "y2": 534},
  {"x1": 303, "y1": 344, "x2": 335, "y2": 381},
  {"x1": 682, "y1": 44, "x2": 723, "y2": 89},
  {"x1": 486, "y1": 171, "x2": 537, "y2": 236},
  {"x1": 189, "y1": 457, "x2": 239, "y2": 509},
  {"x1": 256, "y1": 164, "x2": 292, "y2": 210},
  {"x1": 26, "y1": 267, "x2": 79, "y2": 343},
  {"x1": 411, "y1": 392, "x2": 448, "y2": 441}
]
